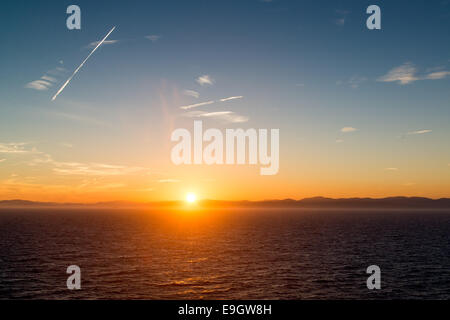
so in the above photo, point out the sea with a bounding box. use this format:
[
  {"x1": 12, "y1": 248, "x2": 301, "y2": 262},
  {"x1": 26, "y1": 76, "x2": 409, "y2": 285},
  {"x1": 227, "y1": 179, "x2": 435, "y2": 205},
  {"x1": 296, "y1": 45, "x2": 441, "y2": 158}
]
[{"x1": 0, "y1": 208, "x2": 449, "y2": 299}]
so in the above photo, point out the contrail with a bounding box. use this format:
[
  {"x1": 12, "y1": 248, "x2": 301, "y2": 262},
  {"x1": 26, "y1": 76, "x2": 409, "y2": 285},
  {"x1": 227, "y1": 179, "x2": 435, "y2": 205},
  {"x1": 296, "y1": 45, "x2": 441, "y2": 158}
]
[{"x1": 51, "y1": 26, "x2": 116, "y2": 101}]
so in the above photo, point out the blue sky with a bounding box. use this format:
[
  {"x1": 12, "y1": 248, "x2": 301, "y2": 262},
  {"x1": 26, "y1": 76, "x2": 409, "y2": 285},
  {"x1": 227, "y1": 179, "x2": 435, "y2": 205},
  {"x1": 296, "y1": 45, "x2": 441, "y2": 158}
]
[{"x1": 0, "y1": 0, "x2": 449, "y2": 201}]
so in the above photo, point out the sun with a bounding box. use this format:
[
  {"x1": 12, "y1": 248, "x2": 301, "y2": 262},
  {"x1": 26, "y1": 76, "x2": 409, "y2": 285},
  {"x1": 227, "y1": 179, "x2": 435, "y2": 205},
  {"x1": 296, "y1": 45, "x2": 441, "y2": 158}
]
[{"x1": 186, "y1": 192, "x2": 197, "y2": 204}]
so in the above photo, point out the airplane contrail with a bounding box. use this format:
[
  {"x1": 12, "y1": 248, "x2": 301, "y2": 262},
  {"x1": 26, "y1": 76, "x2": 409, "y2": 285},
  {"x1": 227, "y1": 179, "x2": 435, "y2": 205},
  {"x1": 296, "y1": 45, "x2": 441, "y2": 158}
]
[{"x1": 51, "y1": 26, "x2": 116, "y2": 101}]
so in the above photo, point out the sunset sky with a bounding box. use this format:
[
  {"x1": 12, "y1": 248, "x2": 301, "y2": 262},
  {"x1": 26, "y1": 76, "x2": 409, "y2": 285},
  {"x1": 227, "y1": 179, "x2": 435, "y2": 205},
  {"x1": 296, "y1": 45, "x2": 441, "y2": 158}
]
[{"x1": 0, "y1": 0, "x2": 449, "y2": 202}]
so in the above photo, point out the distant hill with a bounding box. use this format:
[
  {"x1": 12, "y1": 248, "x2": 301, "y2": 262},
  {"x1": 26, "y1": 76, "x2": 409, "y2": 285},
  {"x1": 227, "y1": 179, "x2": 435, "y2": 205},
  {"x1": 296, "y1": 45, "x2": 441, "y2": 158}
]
[{"x1": 1, "y1": 197, "x2": 450, "y2": 209}]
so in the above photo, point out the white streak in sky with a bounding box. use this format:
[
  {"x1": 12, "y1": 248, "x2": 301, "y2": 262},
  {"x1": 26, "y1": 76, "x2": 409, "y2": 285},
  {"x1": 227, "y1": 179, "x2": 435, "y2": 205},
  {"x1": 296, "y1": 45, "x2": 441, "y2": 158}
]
[{"x1": 51, "y1": 26, "x2": 116, "y2": 101}]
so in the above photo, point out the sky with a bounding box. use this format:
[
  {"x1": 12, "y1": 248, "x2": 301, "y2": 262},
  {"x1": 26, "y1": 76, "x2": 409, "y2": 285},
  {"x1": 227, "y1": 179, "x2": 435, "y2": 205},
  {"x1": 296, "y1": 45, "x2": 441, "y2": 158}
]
[{"x1": 0, "y1": 0, "x2": 449, "y2": 202}]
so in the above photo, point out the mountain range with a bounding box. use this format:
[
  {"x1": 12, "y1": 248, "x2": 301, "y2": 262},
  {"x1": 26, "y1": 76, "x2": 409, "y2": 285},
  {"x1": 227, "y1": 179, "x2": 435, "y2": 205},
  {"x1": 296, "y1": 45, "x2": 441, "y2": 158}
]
[{"x1": 1, "y1": 197, "x2": 450, "y2": 209}]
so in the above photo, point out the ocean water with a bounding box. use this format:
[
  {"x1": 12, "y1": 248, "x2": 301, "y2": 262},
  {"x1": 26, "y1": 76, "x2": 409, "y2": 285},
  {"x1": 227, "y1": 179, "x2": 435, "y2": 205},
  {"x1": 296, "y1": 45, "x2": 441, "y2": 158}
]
[{"x1": 0, "y1": 208, "x2": 449, "y2": 300}]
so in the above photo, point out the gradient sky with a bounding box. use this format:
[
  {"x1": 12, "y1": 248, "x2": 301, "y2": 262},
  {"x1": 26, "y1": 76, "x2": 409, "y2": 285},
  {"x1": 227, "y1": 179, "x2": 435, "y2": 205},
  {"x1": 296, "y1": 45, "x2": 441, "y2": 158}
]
[{"x1": 0, "y1": 0, "x2": 449, "y2": 202}]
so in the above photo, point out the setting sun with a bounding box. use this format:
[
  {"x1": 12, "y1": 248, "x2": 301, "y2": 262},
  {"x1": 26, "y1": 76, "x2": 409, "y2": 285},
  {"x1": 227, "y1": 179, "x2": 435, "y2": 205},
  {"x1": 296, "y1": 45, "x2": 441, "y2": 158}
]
[{"x1": 186, "y1": 193, "x2": 197, "y2": 203}]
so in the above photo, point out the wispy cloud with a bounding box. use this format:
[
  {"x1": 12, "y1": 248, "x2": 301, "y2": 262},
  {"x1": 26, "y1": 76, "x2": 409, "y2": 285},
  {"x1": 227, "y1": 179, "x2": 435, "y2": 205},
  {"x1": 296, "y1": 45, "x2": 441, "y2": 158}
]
[
  {"x1": 28, "y1": 153, "x2": 149, "y2": 177},
  {"x1": 180, "y1": 100, "x2": 215, "y2": 110},
  {"x1": 183, "y1": 89, "x2": 200, "y2": 98},
  {"x1": 334, "y1": 9, "x2": 349, "y2": 26},
  {"x1": 26, "y1": 68, "x2": 64, "y2": 91},
  {"x1": 179, "y1": 93, "x2": 246, "y2": 122},
  {"x1": 184, "y1": 110, "x2": 249, "y2": 123},
  {"x1": 25, "y1": 79, "x2": 54, "y2": 91},
  {"x1": 41, "y1": 75, "x2": 57, "y2": 83},
  {"x1": 385, "y1": 167, "x2": 399, "y2": 171},
  {"x1": 86, "y1": 39, "x2": 119, "y2": 49},
  {"x1": 52, "y1": 162, "x2": 146, "y2": 176},
  {"x1": 47, "y1": 67, "x2": 66, "y2": 76},
  {"x1": 0, "y1": 142, "x2": 39, "y2": 154},
  {"x1": 425, "y1": 71, "x2": 450, "y2": 80},
  {"x1": 335, "y1": 18, "x2": 345, "y2": 26},
  {"x1": 145, "y1": 35, "x2": 162, "y2": 42},
  {"x1": 219, "y1": 96, "x2": 243, "y2": 102},
  {"x1": 0, "y1": 159, "x2": 6, "y2": 163},
  {"x1": 180, "y1": 95, "x2": 244, "y2": 109},
  {"x1": 378, "y1": 62, "x2": 450, "y2": 85},
  {"x1": 196, "y1": 75, "x2": 214, "y2": 86},
  {"x1": 407, "y1": 129, "x2": 432, "y2": 135},
  {"x1": 337, "y1": 75, "x2": 367, "y2": 88},
  {"x1": 158, "y1": 179, "x2": 180, "y2": 183},
  {"x1": 378, "y1": 63, "x2": 418, "y2": 85},
  {"x1": 348, "y1": 75, "x2": 367, "y2": 88},
  {"x1": 335, "y1": 139, "x2": 344, "y2": 143},
  {"x1": 61, "y1": 142, "x2": 73, "y2": 148},
  {"x1": 90, "y1": 183, "x2": 126, "y2": 190},
  {"x1": 340, "y1": 127, "x2": 358, "y2": 133}
]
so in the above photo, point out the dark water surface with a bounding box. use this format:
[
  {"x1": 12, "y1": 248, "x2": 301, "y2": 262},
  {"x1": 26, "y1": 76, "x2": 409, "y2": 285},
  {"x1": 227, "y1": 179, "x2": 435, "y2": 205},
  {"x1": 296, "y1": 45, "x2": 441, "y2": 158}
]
[{"x1": 0, "y1": 208, "x2": 449, "y2": 299}]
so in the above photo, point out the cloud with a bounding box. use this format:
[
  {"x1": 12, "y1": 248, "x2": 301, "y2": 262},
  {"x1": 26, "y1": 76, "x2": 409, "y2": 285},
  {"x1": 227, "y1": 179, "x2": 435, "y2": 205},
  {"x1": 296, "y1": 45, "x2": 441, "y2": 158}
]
[
  {"x1": 90, "y1": 183, "x2": 126, "y2": 190},
  {"x1": 47, "y1": 67, "x2": 66, "y2": 76},
  {"x1": 0, "y1": 159, "x2": 6, "y2": 163},
  {"x1": 196, "y1": 75, "x2": 214, "y2": 86},
  {"x1": 334, "y1": 9, "x2": 349, "y2": 26},
  {"x1": 378, "y1": 63, "x2": 450, "y2": 85},
  {"x1": 25, "y1": 79, "x2": 53, "y2": 91},
  {"x1": 158, "y1": 179, "x2": 180, "y2": 183},
  {"x1": 340, "y1": 127, "x2": 358, "y2": 133},
  {"x1": 61, "y1": 142, "x2": 73, "y2": 148},
  {"x1": 86, "y1": 39, "x2": 119, "y2": 49},
  {"x1": 28, "y1": 153, "x2": 149, "y2": 177},
  {"x1": 41, "y1": 75, "x2": 57, "y2": 83},
  {"x1": 184, "y1": 110, "x2": 249, "y2": 123},
  {"x1": 347, "y1": 75, "x2": 367, "y2": 88},
  {"x1": 377, "y1": 63, "x2": 418, "y2": 85},
  {"x1": 180, "y1": 100, "x2": 215, "y2": 110},
  {"x1": 52, "y1": 162, "x2": 146, "y2": 176},
  {"x1": 26, "y1": 67, "x2": 66, "y2": 91},
  {"x1": 335, "y1": 139, "x2": 344, "y2": 143},
  {"x1": 0, "y1": 142, "x2": 39, "y2": 154},
  {"x1": 425, "y1": 71, "x2": 450, "y2": 80},
  {"x1": 407, "y1": 129, "x2": 432, "y2": 135},
  {"x1": 385, "y1": 167, "x2": 399, "y2": 171},
  {"x1": 219, "y1": 96, "x2": 243, "y2": 102},
  {"x1": 145, "y1": 35, "x2": 162, "y2": 42},
  {"x1": 180, "y1": 95, "x2": 244, "y2": 109},
  {"x1": 0, "y1": 179, "x2": 71, "y2": 195},
  {"x1": 337, "y1": 75, "x2": 367, "y2": 88},
  {"x1": 335, "y1": 18, "x2": 345, "y2": 26},
  {"x1": 183, "y1": 90, "x2": 200, "y2": 98}
]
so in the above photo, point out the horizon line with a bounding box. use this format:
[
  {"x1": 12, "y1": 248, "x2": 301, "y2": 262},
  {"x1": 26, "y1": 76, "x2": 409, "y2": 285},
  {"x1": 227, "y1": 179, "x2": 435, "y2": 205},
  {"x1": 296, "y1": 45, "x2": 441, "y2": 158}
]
[{"x1": 1, "y1": 195, "x2": 449, "y2": 207}]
